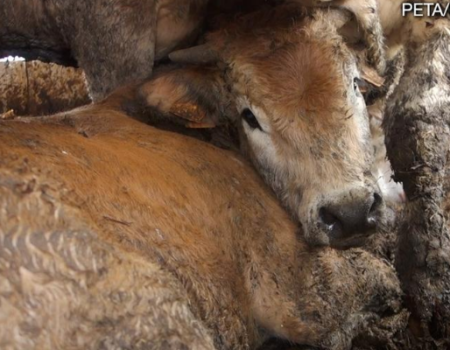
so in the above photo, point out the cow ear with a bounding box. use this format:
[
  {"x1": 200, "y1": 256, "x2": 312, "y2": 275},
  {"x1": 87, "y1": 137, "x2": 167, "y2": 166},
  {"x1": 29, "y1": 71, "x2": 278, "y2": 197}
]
[
  {"x1": 139, "y1": 66, "x2": 233, "y2": 129},
  {"x1": 360, "y1": 64, "x2": 385, "y2": 88}
]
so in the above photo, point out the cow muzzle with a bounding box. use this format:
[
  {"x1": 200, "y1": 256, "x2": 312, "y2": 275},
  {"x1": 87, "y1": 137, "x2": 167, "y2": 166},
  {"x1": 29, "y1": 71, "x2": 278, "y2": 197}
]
[{"x1": 308, "y1": 186, "x2": 385, "y2": 249}]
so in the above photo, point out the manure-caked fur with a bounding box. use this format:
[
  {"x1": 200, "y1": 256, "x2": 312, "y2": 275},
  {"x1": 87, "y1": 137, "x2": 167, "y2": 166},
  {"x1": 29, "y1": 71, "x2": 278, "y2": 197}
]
[{"x1": 383, "y1": 13, "x2": 450, "y2": 349}]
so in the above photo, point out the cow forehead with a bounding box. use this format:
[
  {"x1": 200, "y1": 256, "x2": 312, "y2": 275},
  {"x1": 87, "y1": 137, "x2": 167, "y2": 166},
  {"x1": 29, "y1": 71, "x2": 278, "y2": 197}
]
[
  {"x1": 214, "y1": 5, "x2": 351, "y2": 66},
  {"x1": 230, "y1": 34, "x2": 352, "y2": 121}
]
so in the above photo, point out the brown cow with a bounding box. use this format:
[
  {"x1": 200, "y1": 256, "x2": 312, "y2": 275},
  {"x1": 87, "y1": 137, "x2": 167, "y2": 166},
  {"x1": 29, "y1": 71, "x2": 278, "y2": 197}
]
[
  {"x1": 0, "y1": 101, "x2": 404, "y2": 350},
  {"x1": 140, "y1": 5, "x2": 387, "y2": 248}
]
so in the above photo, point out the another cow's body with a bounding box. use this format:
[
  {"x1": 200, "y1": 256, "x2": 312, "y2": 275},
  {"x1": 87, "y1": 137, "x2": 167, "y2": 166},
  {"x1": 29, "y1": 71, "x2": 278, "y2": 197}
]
[
  {"x1": 383, "y1": 15, "x2": 450, "y2": 348},
  {"x1": 0, "y1": 0, "x2": 207, "y2": 100},
  {"x1": 0, "y1": 110, "x2": 403, "y2": 350},
  {"x1": 0, "y1": 0, "x2": 391, "y2": 101}
]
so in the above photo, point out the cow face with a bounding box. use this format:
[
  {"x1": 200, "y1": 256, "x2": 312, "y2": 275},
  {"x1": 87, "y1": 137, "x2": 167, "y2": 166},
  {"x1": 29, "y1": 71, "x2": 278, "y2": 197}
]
[{"x1": 141, "y1": 6, "x2": 386, "y2": 248}]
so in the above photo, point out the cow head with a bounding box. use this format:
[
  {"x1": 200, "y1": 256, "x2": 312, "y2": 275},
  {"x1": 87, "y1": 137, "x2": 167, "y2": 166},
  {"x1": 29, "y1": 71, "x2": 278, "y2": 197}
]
[{"x1": 139, "y1": 6, "x2": 386, "y2": 248}]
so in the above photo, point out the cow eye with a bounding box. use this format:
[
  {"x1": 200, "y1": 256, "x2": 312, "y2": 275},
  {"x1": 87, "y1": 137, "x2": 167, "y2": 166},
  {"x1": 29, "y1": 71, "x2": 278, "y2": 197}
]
[
  {"x1": 353, "y1": 77, "x2": 366, "y2": 94},
  {"x1": 241, "y1": 108, "x2": 262, "y2": 131}
]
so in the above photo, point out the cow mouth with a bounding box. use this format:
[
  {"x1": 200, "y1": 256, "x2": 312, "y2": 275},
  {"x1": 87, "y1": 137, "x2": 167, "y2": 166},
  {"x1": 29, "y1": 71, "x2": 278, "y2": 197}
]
[
  {"x1": 327, "y1": 231, "x2": 376, "y2": 250},
  {"x1": 302, "y1": 222, "x2": 377, "y2": 249}
]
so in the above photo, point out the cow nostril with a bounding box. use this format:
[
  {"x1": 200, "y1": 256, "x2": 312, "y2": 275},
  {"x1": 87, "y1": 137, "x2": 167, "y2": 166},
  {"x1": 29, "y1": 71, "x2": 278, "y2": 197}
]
[
  {"x1": 319, "y1": 190, "x2": 384, "y2": 239},
  {"x1": 367, "y1": 192, "x2": 382, "y2": 227},
  {"x1": 319, "y1": 207, "x2": 344, "y2": 238},
  {"x1": 371, "y1": 192, "x2": 382, "y2": 212},
  {"x1": 319, "y1": 207, "x2": 338, "y2": 226}
]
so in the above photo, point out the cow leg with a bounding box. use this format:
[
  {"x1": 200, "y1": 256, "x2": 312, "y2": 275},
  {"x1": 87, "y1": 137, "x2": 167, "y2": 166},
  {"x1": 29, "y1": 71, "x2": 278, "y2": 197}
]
[{"x1": 70, "y1": 1, "x2": 158, "y2": 101}]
